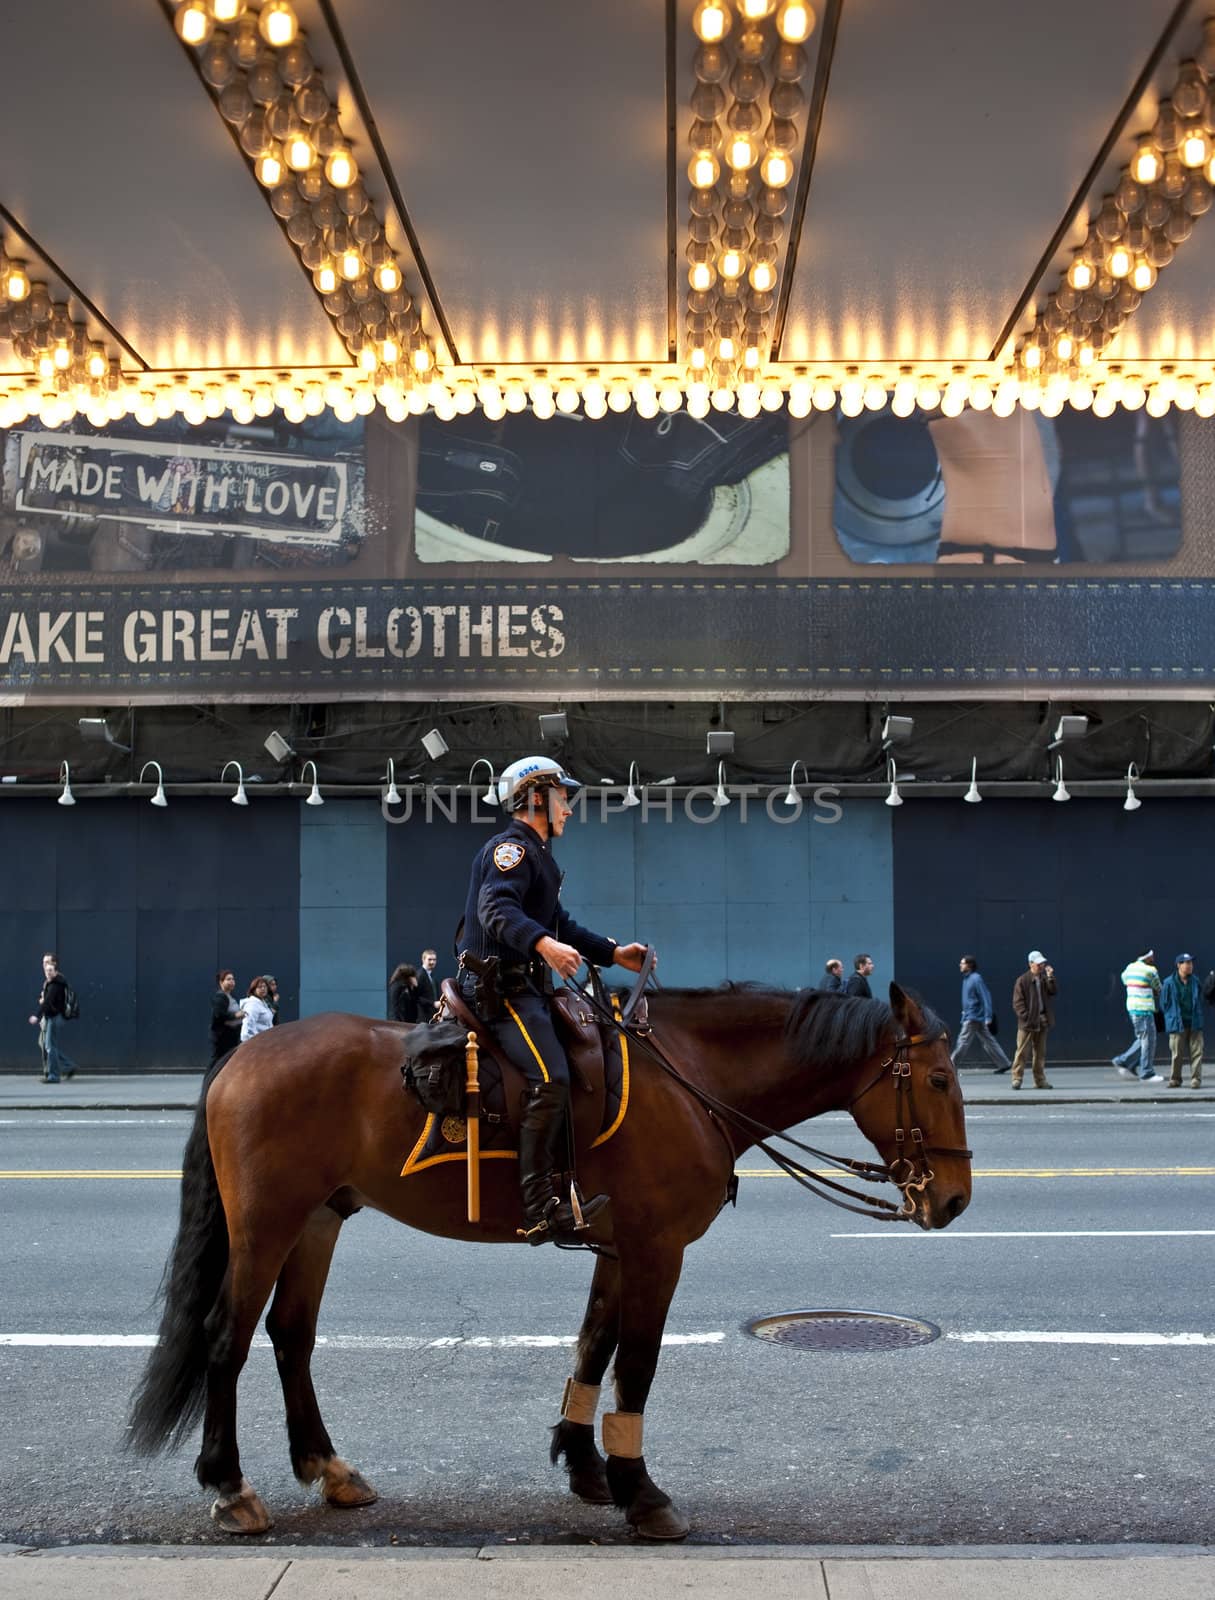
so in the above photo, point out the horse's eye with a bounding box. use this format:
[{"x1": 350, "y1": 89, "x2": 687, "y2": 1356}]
[{"x1": 928, "y1": 1071, "x2": 951, "y2": 1091}]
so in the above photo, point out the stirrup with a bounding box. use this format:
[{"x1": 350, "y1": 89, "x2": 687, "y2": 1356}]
[{"x1": 517, "y1": 1191, "x2": 612, "y2": 1247}]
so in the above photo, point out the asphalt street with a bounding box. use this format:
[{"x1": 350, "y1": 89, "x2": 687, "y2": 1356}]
[{"x1": 0, "y1": 1101, "x2": 1212, "y2": 1549}]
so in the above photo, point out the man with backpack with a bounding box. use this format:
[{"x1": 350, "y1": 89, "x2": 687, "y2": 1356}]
[{"x1": 28, "y1": 952, "x2": 79, "y2": 1083}]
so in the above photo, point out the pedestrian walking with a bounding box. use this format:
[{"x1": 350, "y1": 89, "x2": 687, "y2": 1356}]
[
  {"x1": 416, "y1": 948, "x2": 439, "y2": 1019},
  {"x1": 1112, "y1": 950, "x2": 1164, "y2": 1083},
  {"x1": 240, "y1": 977, "x2": 277, "y2": 1043},
  {"x1": 951, "y1": 954, "x2": 1012, "y2": 1073},
  {"x1": 845, "y1": 954, "x2": 874, "y2": 998},
  {"x1": 1160, "y1": 953, "x2": 1204, "y2": 1089},
  {"x1": 28, "y1": 953, "x2": 79, "y2": 1084},
  {"x1": 210, "y1": 970, "x2": 245, "y2": 1065},
  {"x1": 264, "y1": 975, "x2": 281, "y2": 1024},
  {"x1": 1010, "y1": 950, "x2": 1057, "y2": 1090},
  {"x1": 30, "y1": 951, "x2": 54, "y2": 1078},
  {"x1": 821, "y1": 959, "x2": 845, "y2": 993}
]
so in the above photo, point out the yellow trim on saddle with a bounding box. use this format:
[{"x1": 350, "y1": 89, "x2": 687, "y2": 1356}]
[
  {"x1": 504, "y1": 998, "x2": 550, "y2": 1082},
  {"x1": 591, "y1": 995, "x2": 630, "y2": 1149},
  {"x1": 400, "y1": 1114, "x2": 517, "y2": 1177}
]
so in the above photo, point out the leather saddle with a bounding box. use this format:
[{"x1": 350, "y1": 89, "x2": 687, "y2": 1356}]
[{"x1": 439, "y1": 979, "x2": 607, "y2": 1155}]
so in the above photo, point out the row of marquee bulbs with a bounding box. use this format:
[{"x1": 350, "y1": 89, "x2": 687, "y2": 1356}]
[
  {"x1": 693, "y1": 1, "x2": 816, "y2": 47},
  {"x1": 4, "y1": 371, "x2": 1215, "y2": 431}
]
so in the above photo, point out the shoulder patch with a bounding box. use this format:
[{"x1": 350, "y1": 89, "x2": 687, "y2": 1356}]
[{"x1": 493, "y1": 841, "x2": 526, "y2": 872}]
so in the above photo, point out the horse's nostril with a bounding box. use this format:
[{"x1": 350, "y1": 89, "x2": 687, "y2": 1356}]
[{"x1": 943, "y1": 1192, "x2": 967, "y2": 1223}]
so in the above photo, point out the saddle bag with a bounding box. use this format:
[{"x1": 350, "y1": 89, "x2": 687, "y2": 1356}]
[
  {"x1": 401, "y1": 1019, "x2": 470, "y2": 1116},
  {"x1": 550, "y1": 988, "x2": 605, "y2": 1092}
]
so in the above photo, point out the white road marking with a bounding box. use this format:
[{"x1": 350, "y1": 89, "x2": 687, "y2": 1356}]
[
  {"x1": 1, "y1": 1329, "x2": 1212, "y2": 1351},
  {"x1": 0, "y1": 1331, "x2": 727, "y2": 1351},
  {"x1": 945, "y1": 1331, "x2": 1215, "y2": 1345},
  {"x1": 831, "y1": 1229, "x2": 1215, "y2": 1239}
]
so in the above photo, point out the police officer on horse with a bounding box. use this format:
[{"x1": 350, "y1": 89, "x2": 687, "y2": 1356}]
[{"x1": 458, "y1": 756, "x2": 651, "y2": 1246}]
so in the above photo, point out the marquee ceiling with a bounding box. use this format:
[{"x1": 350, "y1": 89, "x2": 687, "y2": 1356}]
[{"x1": 3, "y1": 0, "x2": 1215, "y2": 425}]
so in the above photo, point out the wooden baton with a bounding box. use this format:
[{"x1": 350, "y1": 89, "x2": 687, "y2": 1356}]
[{"x1": 464, "y1": 1030, "x2": 481, "y2": 1223}]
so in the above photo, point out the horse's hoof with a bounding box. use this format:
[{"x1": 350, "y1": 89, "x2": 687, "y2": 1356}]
[
  {"x1": 211, "y1": 1480, "x2": 272, "y2": 1535},
  {"x1": 630, "y1": 1503, "x2": 691, "y2": 1541},
  {"x1": 569, "y1": 1467, "x2": 613, "y2": 1506},
  {"x1": 322, "y1": 1458, "x2": 379, "y2": 1509}
]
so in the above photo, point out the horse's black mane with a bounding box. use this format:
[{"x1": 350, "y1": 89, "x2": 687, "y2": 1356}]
[{"x1": 648, "y1": 981, "x2": 944, "y2": 1074}]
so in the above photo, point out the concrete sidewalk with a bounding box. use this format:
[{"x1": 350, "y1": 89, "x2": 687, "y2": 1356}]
[
  {"x1": 0, "y1": 1066, "x2": 1212, "y2": 1111},
  {"x1": 2, "y1": 1545, "x2": 1213, "y2": 1600}
]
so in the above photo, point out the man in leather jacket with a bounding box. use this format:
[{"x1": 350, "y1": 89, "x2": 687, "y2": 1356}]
[{"x1": 459, "y1": 756, "x2": 649, "y2": 1245}]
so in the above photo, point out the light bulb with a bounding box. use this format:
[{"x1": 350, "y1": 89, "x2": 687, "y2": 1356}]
[
  {"x1": 1066, "y1": 256, "x2": 1095, "y2": 291},
  {"x1": 739, "y1": 0, "x2": 775, "y2": 17},
  {"x1": 760, "y1": 150, "x2": 793, "y2": 187},
  {"x1": 748, "y1": 260, "x2": 776, "y2": 292},
  {"x1": 717, "y1": 336, "x2": 736, "y2": 362},
  {"x1": 726, "y1": 132, "x2": 760, "y2": 172},
  {"x1": 284, "y1": 134, "x2": 314, "y2": 172},
  {"x1": 1130, "y1": 258, "x2": 1156, "y2": 292},
  {"x1": 259, "y1": 1, "x2": 298, "y2": 48},
  {"x1": 212, "y1": 0, "x2": 244, "y2": 20},
  {"x1": 659, "y1": 383, "x2": 683, "y2": 412},
  {"x1": 4, "y1": 263, "x2": 30, "y2": 301},
  {"x1": 1106, "y1": 244, "x2": 1132, "y2": 278},
  {"x1": 412, "y1": 347, "x2": 433, "y2": 374},
  {"x1": 556, "y1": 382, "x2": 580, "y2": 413},
  {"x1": 687, "y1": 150, "x2": 720, "y2": 189},
  {"x1": 689, "y1": 261, "x2": 716, "y2": 292},
  {"x1": 86, "y1": 349, "x2": 107, "y2": 379},
  {"x1": 693, "y1": 1, "x2": 732, "y2": 44},
  {"x1": 719, "y1": 247, "x2": 746, "y2": 280},
  {"x1": 1182, "y1": 129, "x2": 1209, "y2": 169},
  {"x1": 1055, "y1": 333, "x2": 1075, "y2": 361},
  {"x1": 339, "y1": 247, "x2": 363, "y2": 280},
  {"x1": 358, "y1": 345, "x2": 378, "y2": 372},
  {"x1": 776, "y1": 1, "x2": 816, "y2": 43},
  {"x1": 374, "y1": 261, "x2": 402, "y2": 292},
  {"x1": 1022, "y1": 343, "x2": 1043, "y2": 370},
  {"x1": 324, "y1": 147, "x2": 357, "y2": 188},
  {"x1": 1132, "y1": 144, "x2": 1161, "y2": 184},
  {"x1": 254, "y1": 148, "x2": 284, "y2": 186},
  {"x1": 175, "y1": 1, "x2": 213, "y2": 45},
  {"x1": 314, "y1": 262, "x2": 338, "y2": 293}
]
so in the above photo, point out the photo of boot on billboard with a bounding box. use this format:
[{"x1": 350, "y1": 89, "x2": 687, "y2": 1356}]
[{"x1": 786, "y1": 403, "x2": 1202, "y2": 577}]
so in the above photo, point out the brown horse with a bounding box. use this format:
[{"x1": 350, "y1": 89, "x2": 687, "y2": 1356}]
[{"x1": 128, "y1": 981, "x2": 970, "y2": 1540}]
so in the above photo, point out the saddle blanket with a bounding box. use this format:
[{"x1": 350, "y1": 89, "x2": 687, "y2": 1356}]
[{"x1": 400, "y1": 997, "x2": 631, "y2": 1178}]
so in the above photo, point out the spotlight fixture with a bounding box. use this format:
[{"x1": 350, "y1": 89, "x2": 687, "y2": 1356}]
[
  {"x1": 468, "y1": 758, "x2": 498, "y2": 805},
  {"x1": 221, "y1": 760, "x2": 249, "y2": 807},
  {"x1": 383, "y1": 759, "x2": 402, "y2": 807},
  {"x1": 622, "y1": 761, "x2": 642, "y2": 809},
  {"x1": 538, "y1": 712, "x2": 568, "y2": 742},
  {"x1": 1124, "y1": 763, "x2": 1142, "y2": 812},
  {"x1": 964, "y1": 758, "x2": 981, "y2": 804},
  {"x1": 77, "y1": 716, "x2": 130, "y2": 753},
  {"x1": 264, "y1": 730, "x2": 296, "y2": 763},
  {"x1": 706, "y1": 730, "x2": 735, "y2": 756},
  {"x1": 139, "y1": 761, "x2": 168, "y2": 808},
  {"x1": 1052, "y1": 756, "x2": 1070, "y2": 803},
  {"x1": 57, "y1": 761, "x2": 75, "y2": 807},
  {"x1": 885, "y1": 758, "x2": 903, "y2": 808},
  {"x1": 299, "y1": 760, "x2": 324, "y2": 807},
  {"x1": 712, "y1": 760, "x2": 731, "y2": 808},
  {"x1": 421, "y1": 729, "x2": 449, "y2": 761},
  {"x1": 881, "y1": 714, "x2": 914, "y2": 749},
  {"x1": 1049, "y1": 714, "x2": 1089, "y2": 748},
  {"x1": 783, "y1": 760, "x2": 808, "y2": 807}
]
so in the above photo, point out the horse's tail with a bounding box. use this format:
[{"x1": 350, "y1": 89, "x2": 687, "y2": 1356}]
[{"x1": 126, "y1": 1054, "x2": 233, "y2": 1454}]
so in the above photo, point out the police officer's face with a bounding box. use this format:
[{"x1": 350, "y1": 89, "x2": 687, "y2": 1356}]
[{"x1": 546, "y1": 785, "x2": 572, "y2": 835}]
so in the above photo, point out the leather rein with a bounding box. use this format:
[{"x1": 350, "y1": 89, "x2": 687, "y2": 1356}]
[{"x1": 573, "y1": 971, "x2": 970, "y2": 1223}]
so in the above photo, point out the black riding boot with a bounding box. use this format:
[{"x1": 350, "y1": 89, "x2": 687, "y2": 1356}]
[{"x1": 517, "y1": 1081, "x2": 612, "y2": 1246}]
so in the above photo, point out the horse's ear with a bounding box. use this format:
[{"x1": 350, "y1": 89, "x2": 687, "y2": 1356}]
[{"x1": 889, "y1": 982, "x2": 923, "y2": 1033}]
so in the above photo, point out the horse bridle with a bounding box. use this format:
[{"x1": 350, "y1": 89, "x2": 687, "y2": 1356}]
[
  {"x1": 846, "y1": 1028, "x2": 974, "y2": 1218},
  {"x1": 572, "y1": 974, "x2": 972, "y2": 1223}
]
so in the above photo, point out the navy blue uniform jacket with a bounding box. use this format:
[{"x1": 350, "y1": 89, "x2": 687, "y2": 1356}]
[{"x1": 461, "y1": 819, "x2": 617, "y2": 969}]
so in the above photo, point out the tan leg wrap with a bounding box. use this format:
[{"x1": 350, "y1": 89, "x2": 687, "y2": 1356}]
[
  {"x1": 560, "y1": 1378, "x2": 601, "y2": 1427},
  {"x1": 601, "y1": 1410, "x2": 643, "y2": 1459}
]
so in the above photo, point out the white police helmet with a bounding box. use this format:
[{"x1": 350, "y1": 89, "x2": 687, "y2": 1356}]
[{"x1": 497, "y1": 756, "x2": 581, "y2": 813}]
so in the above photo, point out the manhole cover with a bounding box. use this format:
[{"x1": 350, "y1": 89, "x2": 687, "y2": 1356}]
[{"x1": 744, "y1": 1309, "x2": 940, "y2": 1352}]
